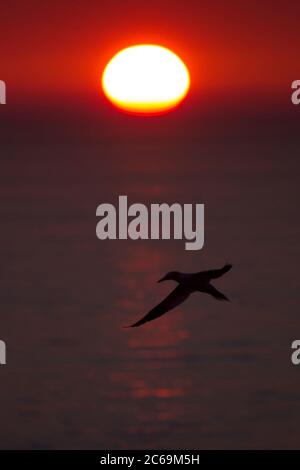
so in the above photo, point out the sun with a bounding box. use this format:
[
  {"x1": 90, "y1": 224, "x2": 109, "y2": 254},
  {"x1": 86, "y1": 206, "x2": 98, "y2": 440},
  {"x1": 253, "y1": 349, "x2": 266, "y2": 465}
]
[{"x1": 102, "y1": 45, "x2": 190, "y2": 115}]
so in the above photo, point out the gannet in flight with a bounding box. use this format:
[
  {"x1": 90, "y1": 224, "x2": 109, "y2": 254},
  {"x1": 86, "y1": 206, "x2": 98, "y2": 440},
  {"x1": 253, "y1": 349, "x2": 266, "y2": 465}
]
[{"x1": 126, "y1": 264, "x2": 232, "y2": 328}]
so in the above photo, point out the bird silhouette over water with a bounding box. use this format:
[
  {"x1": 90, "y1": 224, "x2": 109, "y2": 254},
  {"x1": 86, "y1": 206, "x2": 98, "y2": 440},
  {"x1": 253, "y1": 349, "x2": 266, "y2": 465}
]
[{"x1": 126, "y1": 264, "x2": 232, "y2": 328}]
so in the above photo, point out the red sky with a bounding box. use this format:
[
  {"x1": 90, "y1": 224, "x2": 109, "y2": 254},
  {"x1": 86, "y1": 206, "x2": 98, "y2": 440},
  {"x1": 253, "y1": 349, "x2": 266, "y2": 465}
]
[{"x1": 1, "y1": 0, "x2": 299, "y2": 98}]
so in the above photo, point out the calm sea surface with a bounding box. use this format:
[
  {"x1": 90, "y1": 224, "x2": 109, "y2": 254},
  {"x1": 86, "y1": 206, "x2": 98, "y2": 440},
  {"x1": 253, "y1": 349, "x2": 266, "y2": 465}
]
[{"x1": 0, "y1": 100, "x2": 299, "y2": 448}]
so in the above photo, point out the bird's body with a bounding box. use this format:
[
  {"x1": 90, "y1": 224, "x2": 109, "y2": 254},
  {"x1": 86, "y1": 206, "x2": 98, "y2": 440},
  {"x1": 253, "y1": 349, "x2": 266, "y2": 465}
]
[{"x1": 126, "y1": 264, "x2": 232, "y2": 328}]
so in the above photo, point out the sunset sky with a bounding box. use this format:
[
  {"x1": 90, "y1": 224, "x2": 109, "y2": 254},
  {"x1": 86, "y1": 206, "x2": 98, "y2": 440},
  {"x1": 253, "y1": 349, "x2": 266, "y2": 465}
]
[{"x1": 1, "y1": 0, "x2": 299, "y2": 99}]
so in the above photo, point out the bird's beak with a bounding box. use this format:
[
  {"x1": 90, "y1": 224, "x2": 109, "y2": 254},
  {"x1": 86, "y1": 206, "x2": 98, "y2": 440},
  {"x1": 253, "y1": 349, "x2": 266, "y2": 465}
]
[{"x1": 157, "y1": 276, "x2": 167, "y2": 283}]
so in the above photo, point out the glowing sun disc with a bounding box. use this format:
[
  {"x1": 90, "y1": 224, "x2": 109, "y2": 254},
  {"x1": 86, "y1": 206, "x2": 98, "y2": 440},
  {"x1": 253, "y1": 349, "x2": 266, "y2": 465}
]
[{"x1": 102, "y1": 45, "x2": 190, "y2": 114}]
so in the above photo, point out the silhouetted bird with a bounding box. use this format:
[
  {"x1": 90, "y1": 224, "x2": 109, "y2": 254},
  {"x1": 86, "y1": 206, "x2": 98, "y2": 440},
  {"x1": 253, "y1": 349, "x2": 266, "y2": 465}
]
[{"x1": 126, "y1": 264, "x2": 232, "y2": 328}]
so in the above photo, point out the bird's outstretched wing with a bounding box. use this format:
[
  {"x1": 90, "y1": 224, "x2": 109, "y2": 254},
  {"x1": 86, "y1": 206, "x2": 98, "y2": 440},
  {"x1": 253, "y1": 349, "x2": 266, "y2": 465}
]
[
  {"x1": 205, "y1": 284, "x2": 229, "y2": 301},
  {"x1": 126, "y1": 285, "x2": 192, "y2": 328},
  {"x1": 198, "y1": 264, "x2": 232, "y2": 281}
]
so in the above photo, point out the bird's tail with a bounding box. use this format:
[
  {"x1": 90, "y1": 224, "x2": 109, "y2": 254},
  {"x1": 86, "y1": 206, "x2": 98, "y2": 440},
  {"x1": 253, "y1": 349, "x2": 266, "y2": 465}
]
[{"x1": 208, "y1": 264, "x2": 232, "y2": 279}]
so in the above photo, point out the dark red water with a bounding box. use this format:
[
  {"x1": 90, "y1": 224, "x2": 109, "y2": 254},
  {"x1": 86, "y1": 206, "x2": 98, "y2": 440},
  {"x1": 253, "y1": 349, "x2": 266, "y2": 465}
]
[{"x1": 0, "y1": 98, "x2": 299, "y2": 449}]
